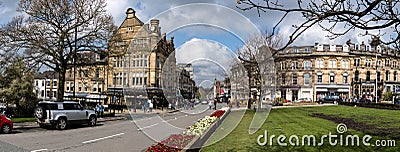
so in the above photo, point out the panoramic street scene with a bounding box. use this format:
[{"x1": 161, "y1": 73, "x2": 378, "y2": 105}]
[{"x1": 0, "y1": 0, "x2": 400, "y2": 151}]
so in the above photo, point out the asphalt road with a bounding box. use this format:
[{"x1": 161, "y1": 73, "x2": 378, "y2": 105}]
[{"x1": 0, "y1": 104, "x2": 215, "y2": 152}]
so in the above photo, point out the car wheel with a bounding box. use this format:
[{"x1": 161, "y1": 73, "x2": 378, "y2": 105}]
[
  {"x1": 88, "y1": 115, "x2": 97, "y2": 127},
  {"x1": 35, "y1": 107, "x2": 44, "y2": 119},
  {"x1": 1, "y1": 124, "x2": 11, "y2": 134},
  {"x1": 56, "y1": 118, "x2": 67, "y2": 130}
]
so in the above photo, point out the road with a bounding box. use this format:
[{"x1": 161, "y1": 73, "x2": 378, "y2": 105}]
[{"x1": 0, "y1": 104, "x2": 217, "y2": 152}]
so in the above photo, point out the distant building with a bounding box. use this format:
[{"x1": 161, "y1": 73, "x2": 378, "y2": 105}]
[
  {"x1": 177, "y1": 65, "x2": 195, "y2": 99},
  {"x1": 178, "y1": 63, "x2": 194, "y2": 79},
  {"x1": 34, "y1": 71, "x2": 59, "y2": 100}
]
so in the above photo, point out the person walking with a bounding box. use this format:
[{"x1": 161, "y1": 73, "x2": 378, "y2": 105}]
[
  {"x1": 95, "y1": 104, "x2": 100, "y2": 117},
  {"x1": 99, "y1": 103, "x2": 104, "y2": 118},
  {"x1": 209, "y1": 100, "x2": 213, "y2": 110},
  {"x1": 213, "y1": 98, "x2": 218, "y2": 110},
  {"x1": 149, "y1": 100, "x2": 154, "y2": 113},
  {"x1": 145, "y1": 99, "x2": 150, "y2": 113}
]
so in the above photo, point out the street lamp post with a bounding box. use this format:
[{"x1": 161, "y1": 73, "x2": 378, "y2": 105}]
[
  {"x1": 113, "y1": 73, "x2": 117, "y2": 115},
  {"x1": 376, "y1": 53, "x2": 378, "y2": 103}
]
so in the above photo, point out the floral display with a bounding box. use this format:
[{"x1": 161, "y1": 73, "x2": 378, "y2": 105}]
[
  {"x1": 210, "y1": 110, "x2": 225, "y2": 118},
  {"x1": 183, "y1": 116, "x2": 217, "y2": 136},
  {"x1": 146, "y1": 134, "x2": 195, "y2": 152},
  {"x1": 145, "y1": 108, "x2": 228, "y2": 151}
]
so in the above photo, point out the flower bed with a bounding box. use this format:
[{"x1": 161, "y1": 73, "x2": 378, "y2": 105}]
[
  {"x1": 210, "y1": 110, "x2": 225, "y2": 118},
  {"x1": 145, "y1": 108, "x2": 229, "y2": 151},
  {"x1": 183, "y1": 116, "x2": 217, "y2": 136},
  {"x1": 146, "y1": 134, "x2": 195, "y2": 152}
]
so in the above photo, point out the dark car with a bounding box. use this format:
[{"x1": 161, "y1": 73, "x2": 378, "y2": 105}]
[
  {"x1": 318, "y1": 96, "x2": 341, "y2": 104},
  {"x1": 0, "y1": 114, "x2": 13, "y2": 134}
]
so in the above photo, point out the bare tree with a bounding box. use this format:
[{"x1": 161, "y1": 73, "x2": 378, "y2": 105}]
[
  {"x1": 237, "y1": 0, "x2": 400, "y2": 53},
  {"x1": 0, "y1": 0, "x2": 116, "y2": 101},
  {"x1": 236, "y1": 32, "x2": 282, "y2": 110}
]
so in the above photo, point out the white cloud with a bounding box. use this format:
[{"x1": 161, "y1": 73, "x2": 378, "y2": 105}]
[{"x1": 176, "y1": 38, "x2": 237, "y2": 85}]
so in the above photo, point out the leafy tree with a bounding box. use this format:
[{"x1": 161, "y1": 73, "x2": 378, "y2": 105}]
[
  {"x1": 0, "y1": 0, "x2": 116, "y2": 101},
  {"x1": 0, "y1": 58, "x2": 38, "y2": 117},
  {"x1": 236, "y1": 0, "x2": 400, "y2": 53}
]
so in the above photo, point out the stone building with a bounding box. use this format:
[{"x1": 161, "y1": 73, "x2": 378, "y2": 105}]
[
  {"x1": 275, "y1": 37, "x2": 400, "y2": 102},
  {"x1": 64, "y1": 8, "x2": 176, "y2": 108}
]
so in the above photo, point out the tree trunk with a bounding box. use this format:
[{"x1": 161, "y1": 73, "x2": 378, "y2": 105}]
[{"x1": 57, "y1": 67, "x2": 66, "y2": 101}]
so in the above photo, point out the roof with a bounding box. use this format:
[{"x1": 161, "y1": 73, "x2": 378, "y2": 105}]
[
  {"x1": 34, "y1": 71, "x2": 59, "y2": 79},
  {"x1": 38, "y1": 100, "x2": 78, "y2": 104}
]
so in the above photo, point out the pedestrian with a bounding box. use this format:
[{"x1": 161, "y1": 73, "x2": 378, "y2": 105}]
[
  {"x1": 99, "y1": 103, "x2": 104, "y2": 118},
  {"x1": 209, "y1": 100, "x2": 213, "y2": 110},
  {"x1": 149, "y1": 100, "x2": 154, "y2": 113},
  {"x1": 236, "y1": 101, "x2": 240, "y2": 108},
  {"x1": 214, "y1": 98, "x2": 218, "y2": 110},
  {"x1": 95, "y1": 104, "x2": 99, "y2": 117},
  {"x1": 145, "y1": 99, "x2": 150, "y2": 113}
]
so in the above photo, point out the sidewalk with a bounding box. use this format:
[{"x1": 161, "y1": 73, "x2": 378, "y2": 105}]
[
  {"x1": 13, "y1": 115, "x2": 127, "y2": 130},
  {"x1": 127, "y1": 108, "x2": 179, "y2": 115}
]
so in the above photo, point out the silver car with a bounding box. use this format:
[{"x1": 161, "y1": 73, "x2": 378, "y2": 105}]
[{"x1": 34, "y1": 101, "x2": 97, "y2": 130}]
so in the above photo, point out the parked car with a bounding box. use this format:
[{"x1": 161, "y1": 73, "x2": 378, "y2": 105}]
[
  {"x1": 295, "y1": 97, "x2": 312, "y2": 103},
  {"x1": 34, "y1": 101, "x2": 97, "y2": 130},
  {"x1": 318, "y1": 96, "x2": 341, "y2": 104},
  {"x1": 0, "y1": 113, "x2": 12, "y2": 134}
]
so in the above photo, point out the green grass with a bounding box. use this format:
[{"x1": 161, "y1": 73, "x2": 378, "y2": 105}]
[
  {"x1": 202, "y1": 106, "x2": 400, "y2": 152},
  {"x1": 11, "y1": 117, "x2": 36, "y2": 123}
]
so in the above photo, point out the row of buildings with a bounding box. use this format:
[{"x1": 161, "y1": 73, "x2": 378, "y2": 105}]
[
  {"x1": 33, "y1": 8, "x2": 196, "y2": 108},
  {"x1": 231, "y1": 37, "x2": 400, "y2": 103}
]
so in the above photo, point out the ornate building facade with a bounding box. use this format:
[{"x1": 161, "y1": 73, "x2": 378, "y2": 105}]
[
  {"x1": 275, "y1": 38, "x2": 400, "y2": 102},
  {"x1": 64, "y1": 8, "x2": 177, "y2": 107}
]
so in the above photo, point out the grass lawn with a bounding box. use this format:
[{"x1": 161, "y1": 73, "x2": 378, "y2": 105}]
[
  {"x1": 202, "y1": 106, "x2": 400, "y2": 152},
  {"x1": 11, "y1": 117, "x2": 36, "y2": 123}
]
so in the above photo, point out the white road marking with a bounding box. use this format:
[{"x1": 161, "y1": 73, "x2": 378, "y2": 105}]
[
  {"x1": 31, "y1": 149, "x2": 48, "y2": 152},
  {"x1": 82, "y1": 133, "x2": 125, "y2": 144},
  {"x1": 137, "y1": 123, "x2": 159, "y2": 130},
  {"x1": 165, "y1": 115, "x2": 187, "y2": 122}
]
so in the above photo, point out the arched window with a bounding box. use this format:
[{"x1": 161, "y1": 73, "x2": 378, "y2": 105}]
[{"x1": 394, "y1": 71, "x2": 397, "y2": 82}]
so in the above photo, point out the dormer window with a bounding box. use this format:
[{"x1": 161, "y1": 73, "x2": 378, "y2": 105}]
[
  {"x1": 128, "y1": 27, "x2": 133, "y2": 31},
  {"x1": 342, "y1": 44, "x2": 349, "y2": 52},
  {"x1": 305, "y1": 48, "x2": 311, "y2": 53},
  {"x1": 355, "y1": 44, "x2": 360, "y2": 50},
  {"x1": 377, "y1": 46, "x2": 382, "y2": 52},
  {"x1": 317, "y1": 44, "x2": 323, "y2": 51},
  {"x1": 330, "y1": 45, "x2": 336, "y2": 51}
]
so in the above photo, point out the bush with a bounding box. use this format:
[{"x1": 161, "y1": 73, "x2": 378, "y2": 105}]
[{"x1": 383, "y1": 92, "x2": 393, "y2": 101}]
